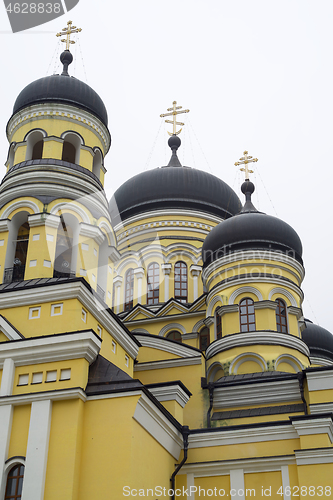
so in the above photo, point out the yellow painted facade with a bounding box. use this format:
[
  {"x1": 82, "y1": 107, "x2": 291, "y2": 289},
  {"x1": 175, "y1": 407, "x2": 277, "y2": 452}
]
[{"x1": 0, "y1": 46, "x2": 332, "y2": 500}]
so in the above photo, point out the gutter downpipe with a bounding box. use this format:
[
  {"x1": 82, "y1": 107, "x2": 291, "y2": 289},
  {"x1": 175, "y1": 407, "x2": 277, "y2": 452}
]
[
  {"x1": 207, "y1": 383, "x2": 214, "y2": 428},
  {"x1": 170, "y1": 425, "x2": 190, "y2": 500},
  {"x1": 298, "y1": 371, "x2": 308, "y2": 415}
]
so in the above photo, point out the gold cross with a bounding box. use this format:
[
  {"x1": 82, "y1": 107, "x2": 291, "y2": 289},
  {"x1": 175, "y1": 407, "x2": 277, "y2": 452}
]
[
  {"x1": 160, "y1": 101, "x2": 190, "y2": 136},
  {"x1": 235, "y1": 150, "x2": 258, "y2": 180},
  {"x1": 56, "y1": 20, "x2": 82, "y2": 51}
]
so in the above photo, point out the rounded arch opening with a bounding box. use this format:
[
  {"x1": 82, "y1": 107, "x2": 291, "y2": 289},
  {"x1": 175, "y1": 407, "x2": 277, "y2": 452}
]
[
  {"x1": 166, "y1": 330, "x2": 182, "y2": 343},
  {"x1": 4, "y1": 462, "x2": 25, "y2": 499},
  {"x1": 92, "y1": 149, "x2": 103, "y2": 179},
  {"x1": 61, "y1": 132, "x2": 82, "y2": 164},
  {"x1": 54, "y1": 213, "x2": 79, "y2": 278},
  {"x1": 25, "y1": 130, "x2": 45, "y2": 161},
  {"x1": 4, "y1": 211, "x2": 31, "y2": 283}
]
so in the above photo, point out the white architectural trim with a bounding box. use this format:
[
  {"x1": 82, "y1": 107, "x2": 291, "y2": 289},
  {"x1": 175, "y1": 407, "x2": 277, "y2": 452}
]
[
  {"x1": 148, "y1": 384, "x2": 190, "y2": 408},
  {"x1": 50, "y1": 202, "x2": 90, "y2": 224},
  {"x1": 213, "y1": 379, "x2": 302, "y2": 409},
  {"x1": 281, "y1": 465, "x2": 291, "y2": 500},
  {"x1": 275, "y1": 354, "x2": 303, "y2": 373},
  {"x1": 306, "y1": 370, "x2": 333, "y2": 392},
  {"x1": 0, "y1": 220, "x2": 10, "y2": 232},
  {"x1": 229, "y1": 287, "x2": 263, "y2": 304},
  {"x1": 268, "y1": 287, "x2": 297, "y2": 307},
  {"x1": 291, "y1": 417, "x2": 333, "y2": 443},
  {"x1": 28, "y1": 213, "x2": 60, "y2": 229},
  {"x1": 134, "y1": 334, "x2": 198, "y2": 358},
  {"x1": 207, "y1": 296, "x2": 224, "y2": 317},
  {"x1": 0, "y1": 405, "x2": 13, "y2": 500},
  {"x1": 230, "y1": 352, "x2": 267, "y2": 375},
  {"x1": 98, "y1": 220, "x2": 116, "y2": 247},
  {"x1": 207, "y1": 362, "x2": 224, "y2": 383},
  {"x1": 0, "y1": 316, "x2": 22, "y2": 341},
  {"x1": 310, "y1": 402, "x2": 333, "y2": 414},
  {"x1": 1, "y1": 200, "x2": 39, "y2": 219},
  {"x1": 181, "y1": 454, "x2": 296, "y2": 476},
  {"x1": 0, "y1": 388, "x2": 86, "y2": 407},
  {"x1": 79, "y1": 223, "x2": 105, "y2": 245},
  {"x1": 188, "y1": 425, "x2": 298, "y2": 449},
  {"x1": 206, "y1": 331, "x2": 310, "y2": 360},
  {"x1": 133, "y1": 393, "x2": 183, "y2": 460},
  {"x1": 0, "y1": 330, "x2": 101, "y2": 367},
  {"x1": 294, "y1": 448, "x2": 333, "y2": 465},
  {"x1": 159, "y1": 323, "x2": 187, "y2": 337},
  {"x1": 134, "y1": 356, "x2": 202, "y2": 371},
  {"x1": 0, "y1": 281, "x2": 139, "y2": 359},
  {"x1": 0, "y1": 358, "x2": 15, "y2": 396},
  {"x1": 230, "y1": 469, "x2": 245, "y2": 500},
  {"x1": 21, "y1": 399, "x2": 52, "y2": 500}
]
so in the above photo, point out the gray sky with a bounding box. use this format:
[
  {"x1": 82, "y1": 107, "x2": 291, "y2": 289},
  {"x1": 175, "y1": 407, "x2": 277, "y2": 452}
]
[{"x1": 0, "y1": 0, "x2": 332, "y2": 331}]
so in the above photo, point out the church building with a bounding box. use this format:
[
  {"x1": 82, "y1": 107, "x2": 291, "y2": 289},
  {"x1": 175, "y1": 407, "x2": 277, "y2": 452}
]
[{"x1": 0, "y1": 22, "x2": 332, "y2": 500}]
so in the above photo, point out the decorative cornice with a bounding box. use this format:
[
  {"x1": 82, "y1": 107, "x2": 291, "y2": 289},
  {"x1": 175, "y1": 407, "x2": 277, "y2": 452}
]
[
  {"x1": 134, "y1": 356, "x2": 202, "y2": 371},
  {"x1": 310, "y1": 402, "x2": 333, "y2": 414},
  {"x1": 134, "y1": 267, "x2": 145, "y2": 279},
  {"x1": 291, "y1": 416, "x2": 333, "y2": 443},
  {"x1": 133, "y1": 333, "x2": 199, "y2": 358},
  {"x1": 7, "y1": 103, "x2": 111, "y2": 154},
  {"x1": 294, "y1": 447, "x2": 333, "y2": 465},
  {"x1": 0, "y1": 388, "x2": 86, "y2": 406},
  {"x1": 206, "y1": 331, "x2": 310, "y2": 359},
  {"x1": 79, "y1": 223, "x2": 105, "y2": 245},
  {"x1": 253, "y1": 300, "x2": 278, "y2": 310},
  {"x1": 147, "y1": 384, "x2": 191, "y2": 408},
  {"x1": 0, "y1": 330, "x2": 101, "y2": 367},
  {"x1": 28, "y1": 213, "x2": 60, "y2": 229},
  {"x1": 216, "y1": 304, "x2": 239, "y2": 316},
  {"x1": 161, "y1": 263, "x2": 172, "y2": 275},
  {"x1": 0, "y1": 219, "x2": 10, "y2": 232},
  {"x1": 306, "y1": 370, "x2": 333, "y2": 391},
  {"x1": 190, "y1": 265, "x2": 202, "y2": 277}
]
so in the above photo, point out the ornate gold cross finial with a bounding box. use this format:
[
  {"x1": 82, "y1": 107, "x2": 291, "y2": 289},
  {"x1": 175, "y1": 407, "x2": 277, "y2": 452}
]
[
  {"x1": 56, "y1": 20, "x2": 82, "y2": 51},
  {"x1": 235, "y1": 150, "x2": 258, "y2": 180},
  {"x1": 160, "y1": 101, "x2": 190, "y2": 136}
]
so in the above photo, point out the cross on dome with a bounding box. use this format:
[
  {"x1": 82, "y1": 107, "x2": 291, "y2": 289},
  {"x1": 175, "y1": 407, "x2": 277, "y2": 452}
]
[
  {"x1": 160, "y1": 101, "x2": 190, "y2": 136},
  {"x1": 235, "y1": 150, "x2": 258, "y2": 180},
  {"x1": 56, "y1": 20, "x2": 82, "y2": 51}
]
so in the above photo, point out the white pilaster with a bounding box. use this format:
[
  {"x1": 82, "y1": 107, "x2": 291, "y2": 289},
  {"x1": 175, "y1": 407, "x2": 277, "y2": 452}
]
[
  {"x1": 162, "y1": 264, "x2": 172, "y2": 302},
  {"x1": 281, "y1": 466, "x2": 291, "y2": 500},
  {"x1": 0, "y1": 405, "x2": 13, "y2": 499},
  {"x1": 190, "y1": 265, "x2": 201, "y2": 302},
  {"x1": 0, "y1": 358, "x2": 15, "y2": 396},
  {"x1": 187, "y1": 473, "x2": 195, "y2": 500},
  {"x1": 21, "y1": 399, "x2": 52, "y2": 500},
  {"x1": 134, "y1": 267, "x2": 145, "y2": 304},
  {"x1": 230, "y1": 469, "x2": 245, "y2": 500},
  {"x1": 113, "y1": 276, "x2": 123, "y2": 314}
]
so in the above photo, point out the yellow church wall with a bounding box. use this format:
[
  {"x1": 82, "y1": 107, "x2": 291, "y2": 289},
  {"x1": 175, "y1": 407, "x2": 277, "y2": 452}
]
[
  {"x1": 135, "y1": 363, "x2": 205, "y2": 429},
  {"x1": 295, "y1": 464, "x2": 333, "y2": 494},
  {"x1": 0, "y1": 333, "x2": 8, "y2": 342},
  {"x1": 0, "y1": 231, "x2": 9, "y2": 282},
  {"x1": 174, "y1": 474, "x2": 187, "y2": 498},
  {"x1": 188, "y1": 439, "x2": 300, "y2": 463},
  {"x1": 7, "y1": 404, "x2": 31, "y2": 459},
  {"x1": 244, "y1": 470, "x2": 282, "y2": 498},
  {"x1": 288, "y1": 464, "x2": 299, "y2": 488},
  {"x1": 12, "y1": 144, "x2": 26, "y2": 164},
  {"x1": 44, "y1": 398, "x2": 84, "y2": 500},
  {"x1": 161, "y1": 399, "x2": 184, "y2": 424},
  {"x1": 194, "y1": 475, "x2": 230, "y2": 497},
  {"x1": 298, "y1": 433, "x2": 331, "y2": 449},
  {"x1": 10, "y1": 117, "x2": 106, "y2": 162},
  {"x1": 255, "y1": 307, "x2": 277, "y2": 331},
  {"x1": 136, "y1": 346, "x2": 180, "y2": 363},
  {"x1": 128, "y1": 313, "x2": 205, "y2": 339},
  {"x1": 213, "y1": 410, "x2": 304, "y2": 427},
  {"x1": 24, "y1": 223, "x2": 58, "y2": 280},
  {"x1": 78, "y1": 395, "x2": 175, "y2": 499},
  {"x1": 221, "y1": 310, "x2": 239, "y2": 335},
  {"x1": 79, "y1": 149, "x2": 93, "y2": 170},
  {"x1": 13, "y1": 358, "x2": 89, "y2": 395},
  {"x1": 308, "y1": 388, "x2": 333, "y2": 405},
  {"x1": 77, "y1": 236, "x2": 99, "y2": 290},
  {"x1": 42, "y1": 138, "x2": 63, "y2": 160}
]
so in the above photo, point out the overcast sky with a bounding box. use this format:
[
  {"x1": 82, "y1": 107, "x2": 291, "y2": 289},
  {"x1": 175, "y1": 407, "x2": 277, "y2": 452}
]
[{"x1": 0, "y1": 0, "x2": 332, "y2": 331}]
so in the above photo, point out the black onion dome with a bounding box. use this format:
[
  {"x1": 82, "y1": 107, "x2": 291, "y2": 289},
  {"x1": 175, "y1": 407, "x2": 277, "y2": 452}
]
[
  {"x1": 202, "y1": 180, "x2": 303, "y2": 267},
  {"x1": 302, "y1": 320, "x2": 333, "y2": 363},
  {"x1": 12, "y1": 53, "x2": 108, "y2": 127},
  {"x1": 109, "y1": 166, "x2": 242, "y2": 225}
]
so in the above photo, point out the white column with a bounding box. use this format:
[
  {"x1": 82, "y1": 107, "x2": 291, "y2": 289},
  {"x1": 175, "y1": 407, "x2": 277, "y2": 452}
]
[
  {"x1": 0, "y1": 405, "x2": 13, "y2": 499},
  {"x1": 281, "y1": 466, "x2": 291, "y2": 500},
  {"x1": 21, "y1": 400, "x2": 52, "y2": 500},
  {"x1": 134, "y1": 267, "x2": 145, "y2": 305},
  {"x1": 190, "y1": 265, "x2": 202, "y2": 302},
  {"x1": 113, "y1": 276, "x2": 123, "y2": 314},
  {"x1": 0, "y1": 358, "x2": 15, "y2": 396},
  {"x1": 230, "y1": 469, "x2": 245, "y2": 500},
  {"x1": 161, "y1": 264, "x2": 172, "y2": 302},
  {"x1": 187, "y1": 473, "x2": 195, "y2": 500}
]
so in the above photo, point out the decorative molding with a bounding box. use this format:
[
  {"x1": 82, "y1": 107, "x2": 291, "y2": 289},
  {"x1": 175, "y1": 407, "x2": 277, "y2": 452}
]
[
  {"x1": 291, "y1": 417, "x2": 333, "y2": 443},
  {"x1": 147, "y1": 384, "x2": 190, "y2": 408},
  {"x1": 133, "y1": 333, "x2": 198, "y2": 358},
  {"x1": 0, "y1": 330, "x2": 101, "y2": 367},
  {"x1": 188, "y1": 425, "x2": 298, "y2": 449},
  {"x1": 190, "y1": 265, "x2": 202, "y2": 277},
  {"x1": 133, "y1": 393, "x2": 183, "y2": 460},
  {"x1": 0, "y1": 220, "x2": 10, "y2": 232},
  {"x1": 306, "y1": 370, "x2": 333, "y2": 392},
  {"x1": 28, "y1": 213, "x2": 60, "y2": 229},
  {"x1": 213, "y1": 379, "x2": 302, "y2": 409},
  {"x1": 50, "y1": 202, "x2": 90, "y2": 224},
  {"x1": 229, "y1": 287, "x2": 263, "y2": 304},
  {"x1": 253, "y1": 300, "x2": 278, "y2": 310},
  {"x1": 161, "y1": 263, "x2": 172, "y2": 275},
  {"x1": 159, "y1": 323, "x2": 187, "y2": 337},
  {"x1": 1, "y1": 200, "x2": 40, "y2": 219},
  {"x1": 275, "y1": 354, "x2": 303, "y2": 373},
  {"x1": 230, "y1": 352, "x2": 267, "y2": 375},
  {"x1": 294, "y1": 447, "x2": 333, "y2": 465},
  {"x1": 268, "y1": 287, "x2": 298, "y2": 307},
  {"x1": 79, "y1": 223, "x2": 105, "y2": 245},
  {"x1": 203, "y1": 316, "x2": 214, "y2": 328},
  {"x1": 207, "y1": 296, "x2": 224, "y2": 317},
  {"x1": 310, "y1": 402, "x2": 333, "y2": 414},
  {"x1": 134, "y1": 267, "x2": 145, "y2": 279},
  {"x1": 0, "y1": 316, "x2": 23, "y2": 341},
  {"x1": 134, "y1": 356, "x2": 202, "y2": 371},
  {"x1": 309, "y1": 357, "x2": 333, "y2": 367},
  {"x1": 7, "y1": 103, "x2": 111, "y2": 154},
  {"x1": 206, "y1": 331, "x2": 310, "y2": 360},
  {"x1": 217, "y1": 304, "x2": 239, "y2": 316},
  {"x1": 0, "y1": 388, "x2": 86, "y2": 407}
]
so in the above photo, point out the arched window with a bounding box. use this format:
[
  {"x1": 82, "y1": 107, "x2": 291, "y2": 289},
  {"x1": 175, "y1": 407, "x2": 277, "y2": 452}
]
[
  {"x1": 54, "y1": 216, "x2": 74, "y2": 278},
  {"x1": 174, "y1": 261, "x2": 187, "y2": 303},
  {"x1": 124, "y1": 268, "x2": 134, "y2": 311},
  {"x1": 25, "y1": 130, "x2": 45, "y2": 161},
  {"x1": 92, "y1": 149, "x2": 103, "y2": 179},
  {"x1": 276, "y1": 299, "x2": 288, "y2": 333},
  {"x1": 32, "y1": 140, "x2": 43, "y2": 160},
  {"x1": 5, "y1": 464, "x2": 24, "y2": 499},
  {"x1": 199, "y1": 326, "x2": 210, "y2": 350},
  {"x1": 239, "y1": 298, "x2": 256, "y2": 332},
  {"x1": 147, "y1": 263, "x2": 159, "y2": 305},
  {"x1": 166, "y1": 330, "x2": 182, "y2": 343},
  {"x1": 62, "y1": 141, "x2": 76, "y2": 163},
  {"x1": 216, "y1": 308, "x2": 222, "y2": 340}
]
